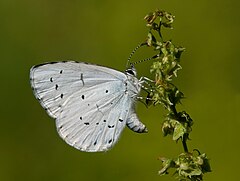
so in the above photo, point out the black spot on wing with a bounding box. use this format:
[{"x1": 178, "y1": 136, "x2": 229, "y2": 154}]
[
  {"x1": 60, "y1": 70, "x2": 63, "y2": 74},
  {"x1": 55, "y1": 84, "x2": 59, "y2": 90},
  {"x1": 81, "y1": 95, "x2": 85, "y2": 99},
  {"x1": 50, "y1": 77, "x2": 53, "y2": 82},
  {"x1": 60, "y1": 94, "x2": 63, "y2": 98},
  {"x1": 105, "y1": 90, "x2": 108, "y2": 93},
  {"x1": 84, "y1": 122, "x2": 89, "y2": 125},
  {"x1": 119, "y1": 119, "x2": 123, "y2": 122},
  {"x1": 108, "y1": 139, "x2": 112, "y2": 144},
  {"x1": 80, "y1": 116, "x2": 82, "y2": 120},
  {"x1": 80, "y1": 73, "x2": 84, "y2": 85},
  {"x1": 108, "y1": 125, "x2": 114, "y2": 128}
]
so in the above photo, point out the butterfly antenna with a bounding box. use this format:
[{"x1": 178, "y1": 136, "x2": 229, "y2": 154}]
[
  {"x1": 130, "y1": 54, "x2": 159, "y2": 66},
  {"x1": 126, "y1": 42, "x2": 147, "y2": 68}
]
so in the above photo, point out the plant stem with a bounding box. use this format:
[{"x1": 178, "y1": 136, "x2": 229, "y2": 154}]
[
  {"x1": 182, "y1": 134, "x2": 189, "y2": 153},
  {"x1": 170, "y1": 105, "x2": 189, "y2": 153},
  {"x1": 158, "y1": 22, "x2": 163, "y2": 42},
  {"x1": 170, "y1": 105, "x2": 178, "y2": 116}
]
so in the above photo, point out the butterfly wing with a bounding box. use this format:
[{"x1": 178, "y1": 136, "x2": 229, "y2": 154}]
[
  {"x1": 30, "y1": 61, "x2": 127, "y2": 118},
  {"x1": 30, "y1": 61, "x2": 135, "y2": 152},
  {"x1": 56, "y1": 87, "x2": 131, "y2": 152}
]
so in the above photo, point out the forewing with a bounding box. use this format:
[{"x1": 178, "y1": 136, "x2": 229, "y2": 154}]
[{"x1": 30, "y1": 61, "x2": 126, "y2": 118}]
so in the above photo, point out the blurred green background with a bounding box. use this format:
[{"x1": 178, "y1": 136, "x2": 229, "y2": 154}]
[{"x1": 1, "y1": 0, "x2": 239, "y2": 180}]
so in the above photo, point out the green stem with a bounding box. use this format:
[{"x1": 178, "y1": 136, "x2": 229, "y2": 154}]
[
  {"x1": 170, "y1": 105, "x2": 189, "y2": 153},
  {"x1": 170, "y1": 105, "x2": 177, "y2": 116},
  {"x1": 158, "y1": 22, "x2": 163, "y2": 42},
  {"x1": 182, "y1": 134, "x2": 189, "y2": 153}
]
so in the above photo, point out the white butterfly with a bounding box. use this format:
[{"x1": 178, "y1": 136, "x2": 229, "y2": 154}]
[{"x1": 30, "y1": 61, "x2": 147, "y2": 152}]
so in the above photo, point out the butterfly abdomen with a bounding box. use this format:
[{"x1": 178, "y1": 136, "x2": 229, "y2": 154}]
[{"x1": 126, "y1": 112, "x2": 148, "y2": 133}]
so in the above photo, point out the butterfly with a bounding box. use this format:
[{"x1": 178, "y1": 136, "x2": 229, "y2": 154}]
[{"x1": 30, "y1": 61, "x2": 148, "y2": 152}]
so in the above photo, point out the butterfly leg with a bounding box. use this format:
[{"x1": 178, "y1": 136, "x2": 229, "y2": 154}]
[
  {"x1": 138, "y1": 76, "x2": 156, "y2": 106},
  {"x1": 139, "y1": 76, "x2": 155, "y2": 92},
  {"x1": 136, "y1": 96, "x2": 154, "y2": 108}
]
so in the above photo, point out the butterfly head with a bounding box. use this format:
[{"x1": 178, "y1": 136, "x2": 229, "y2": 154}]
[{"x1": 125, "y1": 64, "x2": 137, "y2": 77}]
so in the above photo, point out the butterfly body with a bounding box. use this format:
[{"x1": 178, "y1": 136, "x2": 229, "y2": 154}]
[{"x1": 30, "y1": 61, "x2": 147, "y2": 152}]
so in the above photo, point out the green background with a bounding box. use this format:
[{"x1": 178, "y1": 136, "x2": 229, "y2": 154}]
[{"x1": 1, "y1": 0, "x2": 239, "y2": 180}]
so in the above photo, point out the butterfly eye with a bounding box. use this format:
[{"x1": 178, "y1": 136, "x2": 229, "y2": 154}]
[{"x1": 125, "y1": 68, "x2": 136, "y2": 76}]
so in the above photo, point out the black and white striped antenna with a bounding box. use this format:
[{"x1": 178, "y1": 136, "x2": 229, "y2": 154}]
[
  {"x1": 130, "y1": 54, "x2": 159, "y2": 66},
  {"x1": 126, "y1": 42, "x2": 147, "y2": 68},
  {"x1": 126, "y1": 42, "x2": 158, "y2": 68}
]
